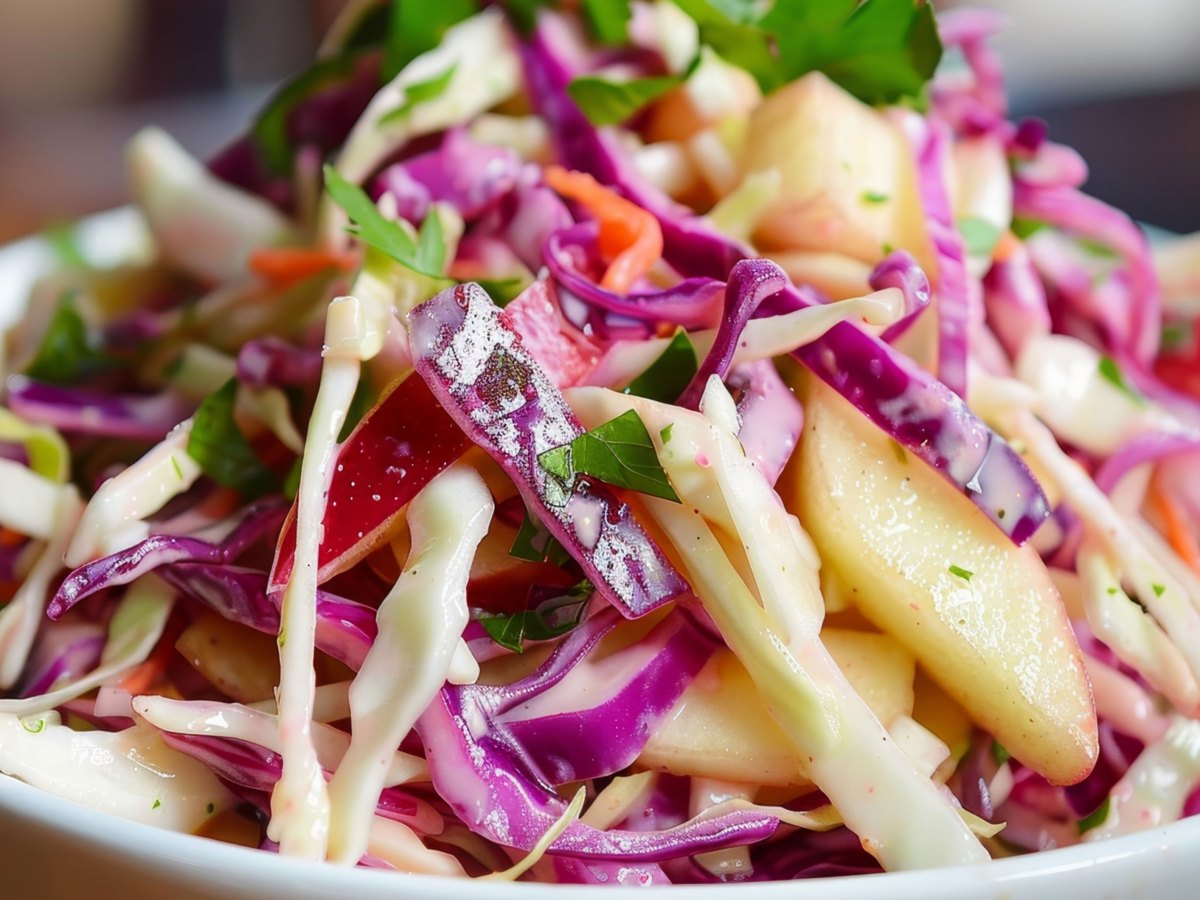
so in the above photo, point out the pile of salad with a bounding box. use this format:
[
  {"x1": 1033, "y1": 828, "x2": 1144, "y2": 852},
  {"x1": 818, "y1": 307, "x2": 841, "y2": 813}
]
[{"x1": 2, "y1": 0, "x2": 1200, "y2": 884}]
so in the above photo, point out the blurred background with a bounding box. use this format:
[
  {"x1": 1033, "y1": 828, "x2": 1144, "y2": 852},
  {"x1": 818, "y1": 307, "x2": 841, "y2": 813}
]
[{"x1": 1, "y1": 0, "x2": 1198, "y2": 243}]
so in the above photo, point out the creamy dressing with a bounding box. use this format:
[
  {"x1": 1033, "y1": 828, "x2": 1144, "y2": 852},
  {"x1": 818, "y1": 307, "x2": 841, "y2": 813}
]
[{"x1": 326, "y1": 465, "x2": 492, "y2": 865}]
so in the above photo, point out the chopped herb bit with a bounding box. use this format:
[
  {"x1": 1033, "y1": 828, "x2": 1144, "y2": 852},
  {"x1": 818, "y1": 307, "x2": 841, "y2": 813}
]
[
  {"x1": 378, "y1": 64, "x2": 459, "y2": 124},
  {"x1": 478, "y1": 581, "x2": 593, "y2": 653},
  {"x1": 1077, "y1": 797, "x2": 1111, "y2": 834},
  {"x1": 1106, "y1": 586, "x2": 1119, "y2": 596},
  {"x1": 42, "y1": 222, "x2": 88, "y2": 269},
  {"x1": 20, "y1": 717, "x2": 46, "y2": 734},
  {"x1": 1152, "y1": 583, "x2": 1166, "y2": 598},
  {"x1": 323, "y1": 165, "x2": 447, "y2": 276},
  {"x1": 861, "y1": 190, "x2": 889, "y2": 204},
  {"x1": 948, "y1": 564, "x2": 974, "y2": 582},
  {"x1": 624, "y1": 329, "x2": 698, "y2": 403},
  {"x1": 509, "y1": 508, "x2": 570, "y2": 565},
  {"x1": 25, "y1": 292, "x2": 117, "y2": 386},
  {"x1": 958, "y1": 216, "x2": 1002, "y2": 258},
  {"x1": 384, "y1": 0, "x2": 477, "y2": 80},
  {"x1": 1161, "y1": 321, "x2": 1193, "y2": 350},
  {"x1": 539, "y1": 410, "x2": 680, "y2": 503},
  {"x1": 997, "y1": 509, "x2": 1006, "y2": 520},
  {"x1": 206, "y1": 802, "x2": 216, "y2": 815},
  {"x1": 187, "y1": 379, "x2": 278, "y2": 497},
  {"x1": 889, "y1": 438, "x2": 908, "y2": 465},
  {"x1": 170, "y1": 455, "x2": 185, "y2": 481},
  {"x1": 475, "y1": 275, "x2": 532, "y2": 307},
  {"x1": 1097, "y1": 356, "x2": 1146, "y2": 406},
  {"x1": 152, "y1": 799, "x2": 162, "y2": 810},
  {"x1": 990, "y1": 741, "x2": 1010, "y2": 766},
  {"x1": 660, "y1": 423, "x2": 674, "y2": 444},
  {"x1": 567, "y1": 72, "x2": 684, "y2": 126},
  {"x1": 1077, "y1": 237, "x2": 1119, "y2": 260}
]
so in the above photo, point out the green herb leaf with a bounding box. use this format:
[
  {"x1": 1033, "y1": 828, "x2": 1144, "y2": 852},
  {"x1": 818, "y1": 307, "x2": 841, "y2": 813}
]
[
  {"x1": 42, "y1": 222, "x2": 88, "y2": 269},
  {"x1": 152, "y1": 799, "x2": 162, "y2": 810},
  {"x1": 1161, "y1": 321, "x2": 1193, "y2": 351},
  {"x1": 478, "y1": 581, "x2": 593, "y2": 653},
  {"x1": 509, "y1": 508, "x2": 570, "y2": 565},
  {"x1": 861, "y1": 190, "x2": 889, "y2": 205},
  {"x1": 1097, "y1": 356, "x2": 1146, "y2": 406},
  {"x1": 20, "y1": 717, "x2": 46, "y2": 734},
  {"x1": 624, "y1": 329, "x2": 698, "y2": 403},
  {"x1": 582, "y1": 0, "x2": 632, "y2": 43},
  {"x1": 958, "y1": 216, "x2": 1002, "y2": 258},
  {"x1": 567, "y1": 72, "x2": 683, "y2": 126},
  {"x1": 1011, "y1": 217, "x2": 1046, "y2": 241},
  {"x1": 990, "y1": 741, "x2": 1010, "y2": 766},
  {"x1": 1152, "y1": 583, "x2": 1166, "y2": 598},
  {"x1": 253, "y1": 52, "x2": 368, "y2": 176},
  {"x1": 25, "y1": 292, "x2": 117, "y2": 386},
  {"x1": 384, "y1": 0, "x2": 477, "y2": 80},
  {"x1": 378, "y1": 64, "x2": 458, "y2": 125},
  {"x1": 187, "y1": 379, "x2": 278, "y2": 497},
  {"x1": 948, "y1": 564, "x2": 974, "y2": 582},
  {"x1": 539, "y1": 410, "x2": 680, "y2": 502},
  {"x1": 660, "y1": 423, "x2": 674, "y2": 444},
  {"x1": 1077, "y1": 796, "x2": 1111, "y2": 834},
  {"x1": 323, "y1": 165, "x2": 446, "y2": 276},
  {"x1": 475, "y1": 275, "x2": 532, "y2": 307}
]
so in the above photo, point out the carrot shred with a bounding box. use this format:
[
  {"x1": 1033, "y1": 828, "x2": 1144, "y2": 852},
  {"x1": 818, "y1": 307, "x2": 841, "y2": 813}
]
[
  {"x1": 118, "y1": 630, "x2": 177, "y2": 696},
  {"x1": 543, "y1": 165, "x2": 663, "y2": 294},
  {"x1": 248, "y1": 247, "x2": 359, "y2": 287},
  {"x1": 1148, "y1": 474, "x2": 1200, "y2": 574},
  {"x1": 992, "y1": 229, "x2": 1022, "y2": 264}
]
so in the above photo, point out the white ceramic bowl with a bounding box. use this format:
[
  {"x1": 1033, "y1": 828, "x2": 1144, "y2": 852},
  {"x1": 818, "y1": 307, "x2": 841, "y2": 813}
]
[{"x1": 3, "y1": 214, "x2": 1200, "y2": 898}]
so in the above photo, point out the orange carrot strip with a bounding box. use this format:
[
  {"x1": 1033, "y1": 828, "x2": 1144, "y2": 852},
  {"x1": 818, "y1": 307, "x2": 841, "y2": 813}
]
[
  {"x1": 248, "y1": 247, "x2": 359, "y2": 287},
  {"x1": 543, "y1": 165, "x2": 663, "y2": 295},
  {"x1": 1149, "y1": 475, "x2": 1200, "y2": 574},
  {"x1": 992, "y1": 229, "x2": 1022, "y2": 264},
  {"x1": 118, "y1": 633, "x2": 176, "y2": 696}
]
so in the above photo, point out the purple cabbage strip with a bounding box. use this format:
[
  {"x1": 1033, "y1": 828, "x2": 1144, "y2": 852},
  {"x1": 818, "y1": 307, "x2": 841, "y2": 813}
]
[
  {"x1": 408, "y1": 282, "x2": 690, "y2": 619},
  {"x1": 929, "y1": 8, "x2": 1008, "y2": 135},
  {"x1": 553, "y1": 859, "x2": 670, "y2": 886},
  {"x1": 727, "y1": 361, "x2": 805, "y2": 487},
  {"x1": 236, "y1": 337, "x2": 323, "y2": 390},
  {"x1": 983, "y1": 241, "x2": 1052, "y2": 359},
  {"x1": 415, "y1": 611, "x2": 781, "y2": 861},
  {"x1": 372, "y1": 128, "x2": 522, "y2": 224},
  {"x1": 48, "y1": 500, "x2": 288, "y2": 619},
  {"x1": 160, "y1": 563, "x2": 376, "y2": 670},
  {"x1": 787, "y1": 282, "x2": 1050, "y2": 543},
  {"x1": 496, "y1": 173, "x2": 575, "y2": 274},
  {"x1": 1093, "y1": 432, "x2": 1200, "y2": 494},
  {"x1": 543, "y1": 222, "x2": 726, "y2": 329},
  {"x1": 677, "y1": 258, "x2": 789, "y2": 410},
  {"x1": 901, "y1": 113, "x2": 973, "y2": 397},
  {"x1": 872, "y1": 250, "x2": 933, "y2": 344},
  {"x1": 1013, "y1": 181, "x2": 1161, "y2": 365},
  {"x1": 521, "y1": 18, "x2": 1049, "y2": 545},
  {"x1": 6, "y1": 377, "x2": 195, "y2": 442},
  {"x1": 17, "y1": 625, "x2": 106, "y2": 698}
]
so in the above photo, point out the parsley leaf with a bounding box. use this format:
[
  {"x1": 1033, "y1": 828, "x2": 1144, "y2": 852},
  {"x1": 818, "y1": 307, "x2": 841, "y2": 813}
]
[
  {"x1": 1097, "y1": 357, "x2": 1146, "y2": 406},
  {"x1": 581, "y1": 0, "x2": 631, "y2": 44},
  {"x1": 861, "y1": 190, "x2": 890, "y2": 204},
  {"x1": 958, "y1": 216, "x2": 1002, "y2": 258},
  {"x1": 187, "y1": 379, "x2": 278, "y2": 497},
  {"x1": 567, "y1": 73, "x2": 683, "y2": 126},
  {"x1": 477, "y1": 581, "x2": 593, "y2": 653},
  {"x1": 378, "y1": 64, "x2": 458, "y2": 125},
  {"x1": 539, "y1": 410, "x2": 680, "y2": 502},
  {"x1": 1152, "y1": 583, "x2": 1166, "y2": 598},
  {"x1": 475, "y1": 275, "x2": 532, "y2": 307},
  {"x1": 1077, "y1": 797, "x2": 1111, "y2": 834},
  {"x1": 323, "y1": 164, "x2": 447, "y2": 276},
  {"x1": 624, "y1": 329, "x2": 698, "y2": 403},
  {"x1": 384, "y1": 0, "x2": 477, "y2": 80},
  {"x1": 510, "y1": 508, "x2": 571, "y2": 565},
  {"x1": 25, "y1": 292, "x2": 116, "y2": 386}
]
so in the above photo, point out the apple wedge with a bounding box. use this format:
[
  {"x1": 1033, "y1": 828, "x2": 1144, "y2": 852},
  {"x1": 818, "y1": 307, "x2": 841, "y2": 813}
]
[
  {"x1": 785, "y1": 373, "x2": 1097, "y2": 785},
  {"x1": 638, "y1": 629, "x2": 915, "y2": 787},
  {"x1": 741, "y1": 72, "x2": 934, "y2": 274}
]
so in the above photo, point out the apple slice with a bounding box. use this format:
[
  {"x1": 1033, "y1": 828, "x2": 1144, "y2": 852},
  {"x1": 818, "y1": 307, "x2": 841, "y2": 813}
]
[
  {"x1": 638, "y1": 629, "x2": 915, "y2": 787},
  {"x1": 741, "y1": 72, "x2": 934, "y2": 274},
  {"x1": 785, "y1": 373, "x2": 1097, "y2": 785}
]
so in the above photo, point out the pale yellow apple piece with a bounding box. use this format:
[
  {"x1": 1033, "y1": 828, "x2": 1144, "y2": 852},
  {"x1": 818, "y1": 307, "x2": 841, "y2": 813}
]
[
  {"x1": 787, "y1": 374, "x2": 1097, "y2": 785},
  {"x1": 176, "y1": 611, "x2": 281, "y2": 703},
  {"x1": 638, "y1": 629, "x2": 915, "y2": 787},
  {"x1": 741, "y1": 72, "x2": 934, "y2": 274}
]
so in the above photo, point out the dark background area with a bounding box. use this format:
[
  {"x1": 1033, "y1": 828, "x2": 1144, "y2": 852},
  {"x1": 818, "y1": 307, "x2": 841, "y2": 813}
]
[{"x1": 1, "y1": 0, "x2": 1198, "y2": 240}]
